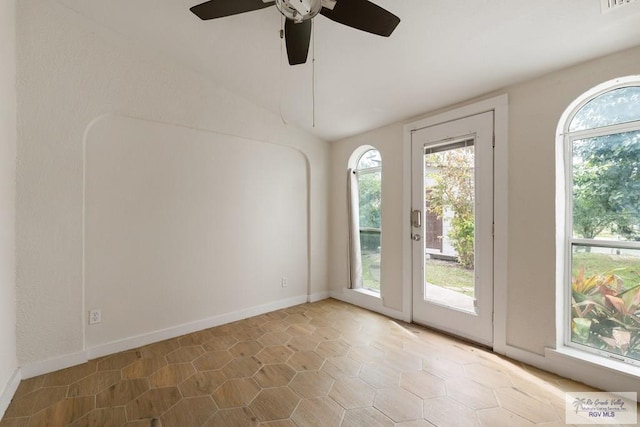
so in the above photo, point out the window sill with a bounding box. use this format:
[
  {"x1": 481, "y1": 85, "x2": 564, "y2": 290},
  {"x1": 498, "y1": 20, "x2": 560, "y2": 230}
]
[
  {"x1": 347, "y1": 288, "x2": 382, "y2": 299},
  {"x1": 546, "y1": 346, "x2": 640, "y2": 381}
]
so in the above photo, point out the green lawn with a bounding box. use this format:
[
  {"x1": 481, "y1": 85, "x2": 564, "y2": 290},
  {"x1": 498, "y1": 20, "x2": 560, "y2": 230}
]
[
  {"x1": 572, "y1": 251, "x2": 640, "y2": 290},
  {"x1": 426, "y1": 258, "x2": 474, "y2": 297}
]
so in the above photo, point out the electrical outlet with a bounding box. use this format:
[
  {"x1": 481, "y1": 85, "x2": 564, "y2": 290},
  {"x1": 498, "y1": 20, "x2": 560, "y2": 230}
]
[
  {"x1": 281, "y1": 277, "x2": 288, "y2": 288},
  {"x1": 89, "y1": 309, "x2": 102, "y2": 325}
]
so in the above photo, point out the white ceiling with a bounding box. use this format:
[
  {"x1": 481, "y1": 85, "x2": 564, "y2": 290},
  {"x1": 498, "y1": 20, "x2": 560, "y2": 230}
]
[{"x1": 57, "y1": 0, "x2": 640, "y2": 141}]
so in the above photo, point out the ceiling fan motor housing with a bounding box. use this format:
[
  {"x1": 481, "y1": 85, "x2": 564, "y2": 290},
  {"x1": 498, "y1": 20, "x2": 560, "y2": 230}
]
[{"x1": 275, "y1": 0, "x2": 322, "y2": 22}]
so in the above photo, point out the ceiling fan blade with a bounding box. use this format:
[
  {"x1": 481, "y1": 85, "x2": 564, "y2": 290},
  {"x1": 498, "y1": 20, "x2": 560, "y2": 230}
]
[
  {"x1": 285, "y1": 19, "x2": 312, "y2": 66},
  {"x1": 190, "y1": 0, "x2": 274, "y2": 20},
  {"x1": 320, "y1": 0, "x2": 400, "y2": 37}
]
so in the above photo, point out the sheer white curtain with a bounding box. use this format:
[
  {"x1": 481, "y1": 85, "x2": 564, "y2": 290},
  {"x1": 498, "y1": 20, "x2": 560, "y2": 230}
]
[{"x1": 347, "y1": 168, "x2": 363, "y2": 289}]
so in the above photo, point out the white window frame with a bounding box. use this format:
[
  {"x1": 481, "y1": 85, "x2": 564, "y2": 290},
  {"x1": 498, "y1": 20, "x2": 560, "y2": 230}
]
[{"x1": 560, "y1": 76, "x2": 640, "y2": 366}]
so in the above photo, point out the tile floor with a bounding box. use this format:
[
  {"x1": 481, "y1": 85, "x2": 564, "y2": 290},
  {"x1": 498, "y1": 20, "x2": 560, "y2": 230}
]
[{"x1": 0, "y1": 299, "x2": 632, "y2": 426}]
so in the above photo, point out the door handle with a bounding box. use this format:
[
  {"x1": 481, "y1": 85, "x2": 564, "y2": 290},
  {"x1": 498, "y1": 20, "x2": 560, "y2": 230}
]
[
  {"x1": 412, "y1": 234, "x2": 421, "y2": 241},
  {"x1": 411, "y1": 209, "x2": 422, "y2": 228}
]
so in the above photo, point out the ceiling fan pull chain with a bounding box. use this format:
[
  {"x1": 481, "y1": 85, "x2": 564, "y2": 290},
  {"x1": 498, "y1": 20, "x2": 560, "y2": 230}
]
[{"x1": 312, "y1": 19, "x2": 316, "y2": 128}]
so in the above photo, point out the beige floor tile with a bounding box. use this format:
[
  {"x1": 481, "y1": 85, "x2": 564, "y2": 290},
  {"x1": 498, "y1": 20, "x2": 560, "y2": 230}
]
[
  {"x1": 289, "y1": 371, "x2": 334, "y2": 398},
  {"x1": 201, "y1": 334, "x2": 238, "y2": 351},
  {"x1": 178, "y1": 331, "x2": 212, "y2": 347},
  {"x1": 212, "y1": 378, "x2": 261, "y2": 409},
  {"x1": 464, "y1": 362, "x2": 513, "y2": 389},
  {"x1": 291, "y1": 397, "x2": 344, "y2": 427},
  {"x1": 396, "y1": 420, "x2": 435, "y2": 427},
  {"x1": 422, "y1": 355, "x2": 466, "y2": 380},
  {"x1": 476, "y1": 407, "x2": 535, "y2": 427},
  {"x1": 445, "y1": 377, "x2": 499, "y2": 409},
  {"x1": 0, "y1": 418, "x2": 30, "y2": 427},
  {"x1": 423, "y1": 396, "x2": 480, "y2": 427},
  {"x1": 203, "y1": 407, "x2": 259, "y2": 426},
  {"x1": 287, "y1": 335, "x2": 322, "y2": 352},
  {"x1": 373, "y1": 387, "x2": 423, "y2": 422},
  {"x1": 341, "y1": 407, "x2": 394, "y2": 427},
  {"x1": 349, "y1": 346, "x2": 386, "y2": 364},
  {"x1": 222, "y1": 356, "x2": 264, "y2": 378},
  {"x1": 359, "y1": 363, "x2": 401, "y2": 389},
  {"x1": 313, "y1": 340, "x2": 349, "y2": 359},
  {"x1": 384, "y1": 350, "x2": 423, "y2": 372},
  {"x1": 68, "y1": 407, "x2": 127, "y2": 427},
  {"x1": 125, "y1": 387, "x2": 181, "y2": 421},
  {"x1": 329, "y1": 377, "x2": 375, "y2": 409},
  {"x1": 321, "y1": 357, "x2": 362, "y2": 379},
  {"x1": 4, "y1": 386, "x2": 69, "y2": 418},
  {"x1": 254, "y1": 364, "x2": 296, "y2": 388},
  {"x1": 311, "y1": 327, "x2": 342, "y2": 341},
  {"x1": 159, "y1": 396, "x2": 217, "y2": 427},
  {"x1": 95, "y1": 378, "x2": 149, "y2": 408},
  {"x1": 148, "y1": 363, "x2": 195, "y2": 388},
  {"x1": 165, "y1": 346, "x2": 205, "y2": 364},
  {"x1": 258, "y1": 419, "x2": 297, "y2": 427},
  {"x1": 249, "y1": 387, "x2": 301, "y2": 422},
  {"x1": 229, "y1": 341, "x2": 264, "y2": 358},
  {"x1": 494, "y1": 387, "x2": 559, "y2": 423},
  {"x1": 399, "y1": 371, "x2": 446, "y2": 399},
  {"x1": 256, "y1": 345, "x2": 294, "y2": 365},
  {"x1": 139, "y1": 339, "x2": 180, "y2": 358},
  {"x1": 43, "y1": 362, "x2": 98, "y2": 388},
  {"x1": 67, "y1": 371, "x2": 121, "y2": 397},
  {"x1": 287, "y1": 351, "x2": 324, "y2": 371},
  {"x1": 27, "y1": 396, "x2": 94, "y2": 427},
  {"x1": 122, "y1": 357, "x2": 167, "y2": 380},
  {"x1": 97, "y1": 351, "x2": 141, "y2": 371},
  {"x1": 193, "y1": 350, "x2": 233, "y2": 371},
  {"x1": 178, "y1": 370, "x2": 226, "y2": 397},
  {"x1": 258, "y1": 332, "x2": 291, "y2": 347}
]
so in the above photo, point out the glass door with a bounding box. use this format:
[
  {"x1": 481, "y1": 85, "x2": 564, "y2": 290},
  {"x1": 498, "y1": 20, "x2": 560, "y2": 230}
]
[{"x1": 411, "y1": 112, "x2": 494, "y2": 346}]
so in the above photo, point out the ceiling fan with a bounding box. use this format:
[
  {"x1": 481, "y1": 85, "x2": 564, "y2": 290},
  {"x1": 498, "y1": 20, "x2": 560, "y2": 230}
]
[{"x1": 190, "y1": 0, "x2": 400, "y2": 66}]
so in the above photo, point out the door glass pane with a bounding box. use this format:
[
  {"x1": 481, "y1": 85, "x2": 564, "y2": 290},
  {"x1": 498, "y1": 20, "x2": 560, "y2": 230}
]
[
  {"x1": 423, "y1": 140, "x2": 475, "y2": 312},
  {"x1": 572, "y1": 130, "x2": 640, "y2": 241},
  {"x1": 571, "y1": 244, "x2": 640, "y2": 362}
]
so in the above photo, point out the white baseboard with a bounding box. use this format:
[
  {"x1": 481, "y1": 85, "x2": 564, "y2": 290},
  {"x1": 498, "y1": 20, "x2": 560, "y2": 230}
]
[
  {"x1": 19, "y1": 294, "x2": 313, "y2": 379},
  {"x1": 504, "y1": 344, "x2": 548, "y2": 369},
  {"x1": 329, "y1": 289, "x2": 408, "y2": 321},
  {"x1": 20, "y1": 351, "x2": 88, "y2": 380},
  {"x1": 87, "y1": 294, "x2": 310, "y2": 360},
  {"x1": 308, "y1": 292, "x2": 329, "y2": 303},
  {"x1": 0, "y1": 368, "x2": 21, "y2": 420}
]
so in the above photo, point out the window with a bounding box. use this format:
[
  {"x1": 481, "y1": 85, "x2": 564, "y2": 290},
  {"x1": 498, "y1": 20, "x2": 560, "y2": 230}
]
[
  {"x1": 347, "y1": 148, "x2": 382, "y2": 292},
  {"x1": 561, "y1": 77, "x2": 640, "y2": 365}
]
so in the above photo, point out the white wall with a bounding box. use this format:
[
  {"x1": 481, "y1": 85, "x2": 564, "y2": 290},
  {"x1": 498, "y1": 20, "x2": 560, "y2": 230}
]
[
  {"x1": 0, "y1": 0, "x2": 18, "y2": 416},
  {"x1": 329, "y1": 44, "x2": 640, "y2": 355},
  {"x1": 84, "y1": 116, "x2": 308, "y2": 349},
  {"x1": 16, "y1": 0, "x2": 329, "y2": 368}
]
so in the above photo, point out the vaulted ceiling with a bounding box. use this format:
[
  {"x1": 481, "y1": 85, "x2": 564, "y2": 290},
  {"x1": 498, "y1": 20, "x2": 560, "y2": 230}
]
[{"x1": 57, "y1": 0, "x2": 640, "y2": 141}]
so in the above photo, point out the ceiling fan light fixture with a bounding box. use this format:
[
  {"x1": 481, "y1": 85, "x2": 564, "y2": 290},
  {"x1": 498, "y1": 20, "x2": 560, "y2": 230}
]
[{"x1": 275, "y1": 0, "x2": 322, "y2": 22}]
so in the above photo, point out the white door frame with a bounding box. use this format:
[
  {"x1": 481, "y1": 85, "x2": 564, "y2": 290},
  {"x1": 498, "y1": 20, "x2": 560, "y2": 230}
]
[
  {"x1": 402, "y1": 94, "x2": 509, "y2": 354},
  {"x1": 411, "y1": 112, "x2": 494, "y2": 346}
]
